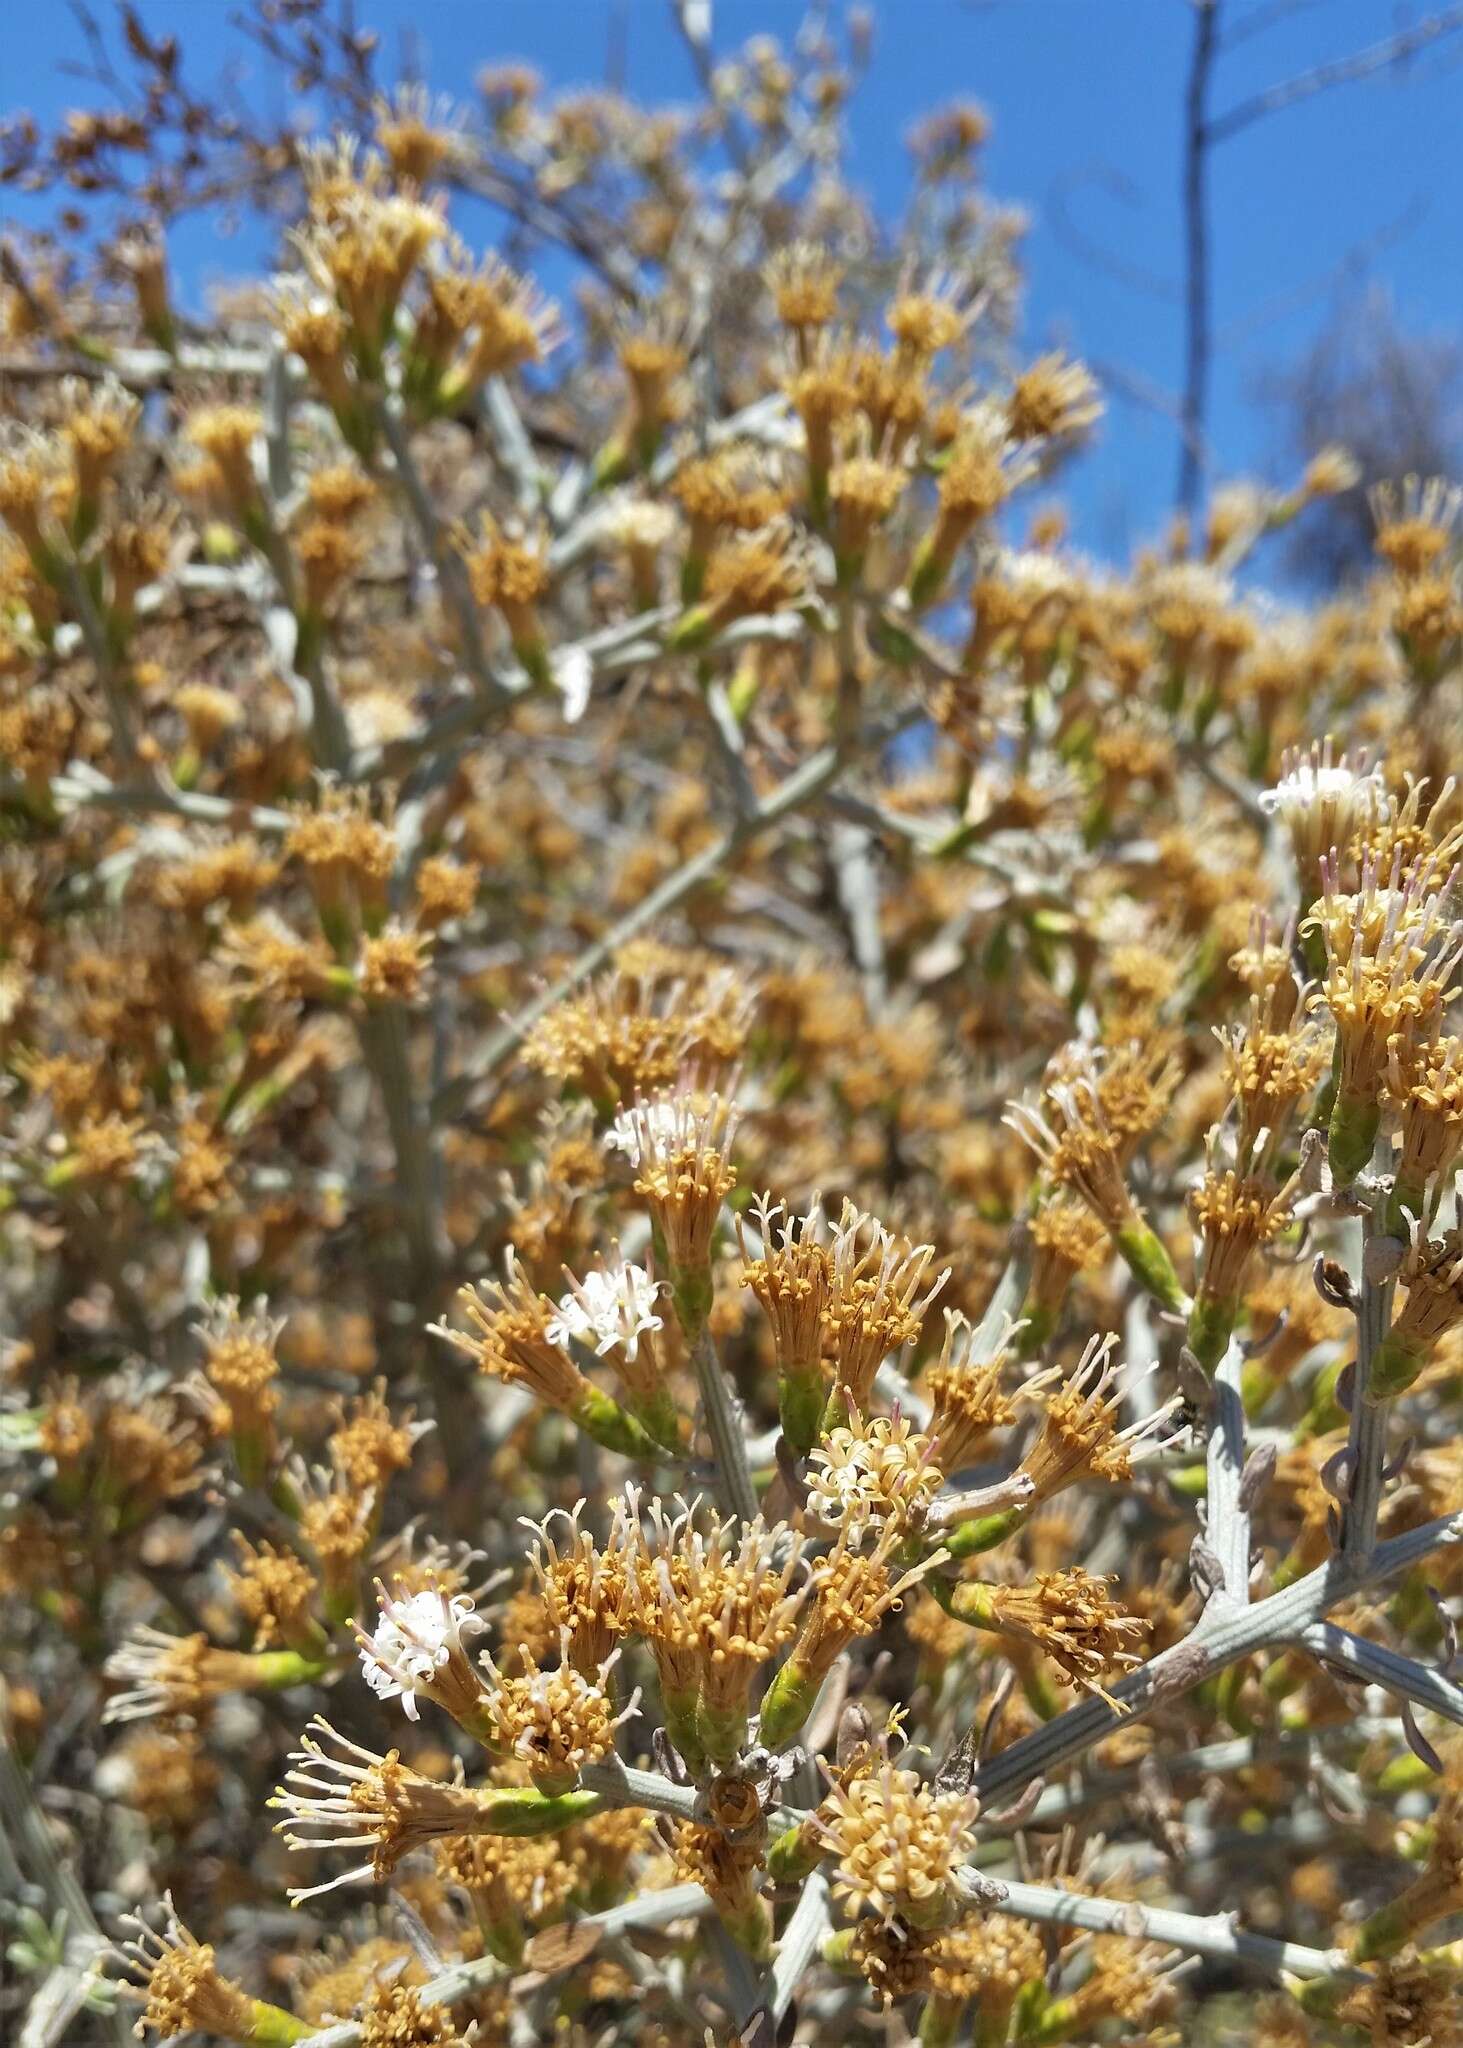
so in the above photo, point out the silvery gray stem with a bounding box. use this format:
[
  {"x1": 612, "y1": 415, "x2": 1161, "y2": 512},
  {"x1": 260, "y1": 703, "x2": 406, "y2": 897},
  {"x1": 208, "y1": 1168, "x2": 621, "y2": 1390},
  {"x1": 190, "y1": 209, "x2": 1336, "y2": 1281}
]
[
  {"x1": 292, "y1": 1885, "x2": 710, "y2": 2048},
  {"x1": 1296, "y1": 1622, "x2": 1463, "y2": 1727},
  {"x1": 1340, "y1": 1190, "x2": 1399, "y2": 1566},
  {"x1": 691, "y1": 1321, "x2": 761, "y2": 1524},
  {"x1": 1203, "y1": 1334, "x2": 1251, "y2": 1607},
  {"x1": 982, "y1": 1875, "x2": 1361, "y2": 1982},
  {"x1": 974, "y1": 1508, "x2": 1463, "y2": 1806}
]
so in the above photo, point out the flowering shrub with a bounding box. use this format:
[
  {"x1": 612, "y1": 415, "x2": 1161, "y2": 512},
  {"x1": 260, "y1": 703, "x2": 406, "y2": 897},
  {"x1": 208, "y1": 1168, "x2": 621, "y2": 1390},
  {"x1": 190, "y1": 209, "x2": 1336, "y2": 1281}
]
[{"x1": 2, "y1": 9, "x2": 1462, "y2": 2047}]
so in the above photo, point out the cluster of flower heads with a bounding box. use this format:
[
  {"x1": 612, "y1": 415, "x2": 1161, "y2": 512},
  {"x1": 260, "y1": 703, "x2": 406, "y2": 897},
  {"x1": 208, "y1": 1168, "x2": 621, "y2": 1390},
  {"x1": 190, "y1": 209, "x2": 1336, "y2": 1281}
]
[{"x1": 2, "y1": 10, "x2": 1463, "y2": 2048}]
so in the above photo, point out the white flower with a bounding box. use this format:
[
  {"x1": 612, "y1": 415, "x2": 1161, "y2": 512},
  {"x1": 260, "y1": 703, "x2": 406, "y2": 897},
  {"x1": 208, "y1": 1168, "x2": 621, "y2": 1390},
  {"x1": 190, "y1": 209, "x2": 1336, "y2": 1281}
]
[
  {"x1": 804, "y1": 1413, "x2": 940, "y2": 1538},
  {"x1": 552, "y1": 644, "x2": 593, "y2": 724},
  {"x1": 603, "y1": 1096, "x2": 684, "y2": 1164},
  {"x1": 356, "y1": 1584, "x2": 484, "y2": 1721},
  {"x1": 1257, "y1": 737, "x2": 1386, "y2": 827},
  {"x1": 547, "y1": 1257, "x2": 664, "y2": 1362}
]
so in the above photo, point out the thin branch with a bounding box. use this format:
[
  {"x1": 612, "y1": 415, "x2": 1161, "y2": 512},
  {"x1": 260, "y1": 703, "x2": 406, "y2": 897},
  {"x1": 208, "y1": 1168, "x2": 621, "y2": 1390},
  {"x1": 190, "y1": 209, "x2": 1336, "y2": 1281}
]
[
  {"x1": 430, "y1": 709, "x2": 922, "y2": 1121},
  {"x1": 291, "y1": 1885, "x2": 710, "y2": 2048},
  {"x1": 1207, "y1": 6, "x2": 1463, "y2": 143},
  {"x1": 580, "y1": 1757, "x2": 700, "y2": 1819},
  {"x1": 744, "y1": 1869, "x2": 832, "y2": 2035},
  {"x1": 974, "y1": 1509, "x2": 1463, "y2": 1807},
  {"x1": 1341, "y1": 1194, "x2": 1398, "y2": 1568},
  {"x1": 0, "y1": 1730, "x2": 131, "y2": 2048},
  {"x1": 1024, "y1": 1725, "x2": 1381, "y2": 1828},
  {"x1": 690, "y1": 1320, "x2": 760, "y2": 1523},
  {"x1": 1296, "y1": 1623, "x2": 1463, "y2": 1728},
  {"x1": 983, "y1": 1874, "x2": 1361, "y2": 1983},
  {"x1": 1177, "y1": 0, "x2": 1222, "y2": 517},
  {"x1": 374, "y1": 396, "x2": 505, "y2": 703},
  {"x1": 1203, "y1": 1334, "x2": 1251, "y2": 1608}
]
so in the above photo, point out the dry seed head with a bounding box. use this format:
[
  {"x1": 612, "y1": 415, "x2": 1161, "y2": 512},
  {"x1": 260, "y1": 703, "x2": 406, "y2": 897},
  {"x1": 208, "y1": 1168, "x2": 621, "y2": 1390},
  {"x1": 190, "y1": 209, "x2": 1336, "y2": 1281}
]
[
  {"x1": 272, "y1": 1717, "x2": 498, "y2": 1899},
  {"x1": 521, "y1": 1495, "x2": 639, "y2": 1673},
  {"x1": 765, "y1": 242, "x2": 844, "y2": 332},
  {"x1": 1337, "y1": 1947, "x2": 1461, "y2": 2048},
  {"x1": 226, "y1": 1537, "x2": 318, "y2": 1652},
  {"x1": 626, "y1": 1493, "x2": 807, "y2": 1712},
  {"x1": 701, "y1": 516, "x2": 818, "y2": 625},
  {"x1": 432, "y1": 1250, "x2": 591, "y2": 1413},
  {"x1": 1006, "y1": 351, "x2": 1101, "y2": 443},
  {"x1": 480, "y1": 1628, "x2": 639, "y2": 1787},
  {"x1": 1391, "y1": 1228, "x2": 1463, "y2": 1354},
  {"x1": 974, "y1": 1567, "x2": 1148, "y2": 1702},
  {"x1": 112, "y1": 1897, "x2": 256, "y2": 2041},
  {"x1": 924, "y1": 1307, "x2": 1023, "y2": 1472},
  {"x1": 671, "y1": 1818, "x2": 766, "y2": 1910},
  {"x1": 103, "y1": 1627, "x2": 267, "y2": 1724},
  {"x1": 1370, "y1": 475, "x2": 1463, "y2": 582},
  {"x1": 1019, "y1": 1334, "x2": 1183, "y2": 1503},
  {"x1": 738, "y1": 1192, "x2": 834, "y2": 1377},
  {"x1": 820, "y1": 1202, "x2": 949, "y2": 1410}
]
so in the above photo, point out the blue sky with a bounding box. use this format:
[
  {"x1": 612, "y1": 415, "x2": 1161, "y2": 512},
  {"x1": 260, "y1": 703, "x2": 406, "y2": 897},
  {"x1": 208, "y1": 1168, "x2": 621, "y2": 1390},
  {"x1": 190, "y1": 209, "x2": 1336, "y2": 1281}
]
[{"x1": 6, "y1": 0, "x2": 1462, "y2": 564}]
